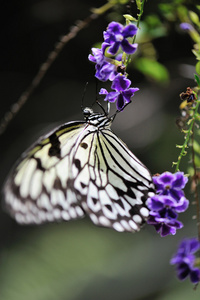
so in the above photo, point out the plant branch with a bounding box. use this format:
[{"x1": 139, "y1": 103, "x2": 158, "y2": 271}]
[
  {"x1": 0, "y1": 1, "x2": 117, "y2": 136},
  {"x1": 191, "y1": 123, "x2": 200, "y2": 242},
  {"x1": 174, "y1": 100, "x2": 200, "y2": 172}
]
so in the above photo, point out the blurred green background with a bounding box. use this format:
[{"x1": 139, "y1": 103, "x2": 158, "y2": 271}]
[{"x1": 0, "y1": 0, "x2": 199, "y2": 299}]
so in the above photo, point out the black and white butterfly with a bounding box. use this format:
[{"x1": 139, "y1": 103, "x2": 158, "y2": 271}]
[{"x1": 3, "y1": 106, "x2": 155, "y2": 232}]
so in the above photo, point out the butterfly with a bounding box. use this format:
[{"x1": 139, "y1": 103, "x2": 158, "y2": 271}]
[{"x1": 3, "y1": 106, "x2": 155, "y2": 232}]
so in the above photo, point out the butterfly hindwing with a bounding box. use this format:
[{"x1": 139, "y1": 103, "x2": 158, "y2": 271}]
[
  {"x1": 73, "y1": 127, "x2": 154, "y2": 232},
  {"x1": 4, "y1": 121, "x2": 86, "y2": 224}
]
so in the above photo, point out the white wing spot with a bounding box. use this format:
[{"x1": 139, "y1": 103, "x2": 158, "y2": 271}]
[
  {"x1": 46, "y1": 213, "x2": 54, "y2": 222},
  {"x1": 99, "y1": 216, "x2": 111, "y2": 226},
  {"x1": 37, "y1": 193, "x2": 52, "y2": 210},
  {"x1": 147, "y1": 192, "x2": 155, "y2": 198},
  {"x1": 20, "y1": 159, "x2": 37, "y2": 198},
  {"x1": 56, "y1": 157, "x2": 69, "y2": 188},
  {"x1": 16, "y1": 213, "x2": 25, "y2": 223},
  {"x1": 69, "y1": 207, "x2": 76, "y2": 218},
  {"x1": 43, "y1": 168, "x2": 56, "y2": 193},
  {"x1": 108, "y1": 171, "x2": 127, "y2": 192},
  {"x1": 133, "y1": 214, "x2": 142, "y2": 224},
  {"x1": 113, "y1": 222, "x2": 124, "y2": 232},
  {"x1": 105, "y1": 184, "x2": 119, "y2": 200},
  {"x1": 120, "y1": 220, "x2": 132, "y2": 231},
  {"x1": 61, "y1": 211, "x2": 70, "y2": 220},
  {"x1": 140, "y1": 207, "x2": 149, "y2": 218},
  {"x1": 129, "y1": 220, "x2": 138, "y2": 231},
  {"x1": 29, "y1": 170, "x2": 43, "y2": 199},
  {"x1": 76, "y1": 206, "x2": 84, "y2": 216},
  {"x1": 90, "y1": 213, "x2": 99, "y2": 225},
  {"x1": 38, "y1": 211, "x2": 46, "y2": 222},
  {"x1": 53, "y1": 209, "x2": 61, "y2": 219}
]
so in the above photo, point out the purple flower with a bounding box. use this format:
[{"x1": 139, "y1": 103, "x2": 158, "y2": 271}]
[
  {"x1": 180, "y1": 23, "x2": 194, "y2": 31},
  {"x1": 147, "y1": 194, "x2": 188, "y2": 237},
  {"x1": 153, "y1": 171, "x2": 188, "y2": 201},
  {"x1": 148, "y1": 195, "x2": 189, "y2": 213},
  {"x1": 88, "y1": 45, "x2": 121, "y2": 82},
  {"x1": 147, "y1": 172, "x2": 189, "y2": 237},
  {"x1": 88, "y1": 47, "x2": 105, "y2": 65},
  {"x1": 170, "y1": 238, "x2": 200, "y2": 284},
  {"x1": 95, "y1": 61, "x2": 118, "y2": 82},
  {"x1": 99, "y1": 74, "x2": 139, "y2": 110},
  {"x1": 103, "y1": 21, "x2": 138, "y2": 55},
  {"x1": 148, "y1": 211, "x2": 183, "y2": 236}
]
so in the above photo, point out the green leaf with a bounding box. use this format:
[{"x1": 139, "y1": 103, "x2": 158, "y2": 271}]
[
  {"x1": 136, "y1": 0, "x2": 142, "y2": 11},
  {"x1": 194, "y1": 73, "x2": 200, "y2": 86},
  {"x1": 195, "y1": 154, "x2": 200, "y2": 167},
  {"x1": 134, "y1": 58, "x2": 169, "y2": 83},
  {"x1": 196, "y1": 62, "x2": 200, "y2": 76},
  {"x1": 189, "y1": 11, "x2": 200, "y2": 26},
  {"x1": 123, "y1": 14, "x2": 134, "y2": 21},
  {"x1": 193, "y1": 139, "x2": 200, "y2": 153}
]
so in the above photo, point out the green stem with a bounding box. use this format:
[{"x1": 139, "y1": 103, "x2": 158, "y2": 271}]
[
  {"x1": 91, "y1": 1, "x2": 116, "y2": 15},
  {"x1": 126, "y1": 0, "x2": 145, "y2": 67},
  {"x1": 134, "y1": 0, "x2": 145, "y2": 43},
  {"x1": 175, "y1": 100, "x2": 200, "y2": 172},
  {"x1": 191, "y1": 123, "x2": 200, "y2": 242}
]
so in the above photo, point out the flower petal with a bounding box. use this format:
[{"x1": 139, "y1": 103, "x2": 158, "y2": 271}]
[
  {"x1": 172, "y1": 172, "x2": 188, "y2": 189},
  {"x1": 121, "y1": 39, "x2": 138, "y2": 54},
  {"x1": 122, "y1": 87, "x2": 139, "y2": 102},
  {"x1": 107, "y1": 42, "x2": 120, "y2": 55},
  {"x1": 104, "y1": 91, "x2": 119, "y2": 102},
  {"x1": 173, "y1": 197, "x2": 189, "y2": 213},
  {"x1": 116, "y1": 93, "x2": 125, "y2": 110},
  {"x1": 99, "y1": 88, "x2": 108, "y2": 95},
  {"x1": 122, "y1": 24, "x2": 138, "y2": 38},
  {"x1": 190, "y1": 268, "x2": 200, "y2": 284},
  {"x1": 111, "y1": 74, "x2": 131, "y2": 91}
]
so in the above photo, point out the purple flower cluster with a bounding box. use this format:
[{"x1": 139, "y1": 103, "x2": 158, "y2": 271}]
[
  {"x1": 147, "y1": 172, "x2": 189, "y2": 237},
  {"x1": 88, "y1": 21, "x2": 139, "y2": 110},
  {"x1": 170, "y1": 238, "x2": 200, "y2": 284}
]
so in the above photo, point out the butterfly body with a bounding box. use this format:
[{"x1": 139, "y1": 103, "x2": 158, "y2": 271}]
[{"x1": 3, "y1": 108, "x2": 155, "y2": 232}]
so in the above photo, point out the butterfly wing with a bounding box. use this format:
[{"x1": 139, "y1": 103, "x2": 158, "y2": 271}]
[
  {"x1": 4, "y1": 117, "x2": 155, "y2": 232},
  {"x1": 3, "y1": 121, "x2": 86, "y2": 224},
  {"x1": 72, "y1": 127, "x2": 155, "y2": 232}
]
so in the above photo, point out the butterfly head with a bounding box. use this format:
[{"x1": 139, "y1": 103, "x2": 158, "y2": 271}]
[
  {"x1": 83, "y1": 107, "x2": 113, "y2": 129},
  {"x1": 83, "y1": 107, "x2": 94, "y2": 120}
]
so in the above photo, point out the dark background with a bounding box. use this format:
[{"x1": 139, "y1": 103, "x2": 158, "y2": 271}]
[{"x1": 0, "y1": 1, "x2": 199, "y2": 299}]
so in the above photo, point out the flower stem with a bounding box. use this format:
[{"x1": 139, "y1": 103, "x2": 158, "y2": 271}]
[
  {"x1": 126, "y1": 0, "x2": 145, "y2": 67},
  {"x1": 133, "y1": 0, "x2": 145, "y2": 43},
  {"x1": 191, "y1": 123, "x2": 200, "y2": 242},
  {"x1": 175, "y1": 100, "x2": 200, "y2": 172}
]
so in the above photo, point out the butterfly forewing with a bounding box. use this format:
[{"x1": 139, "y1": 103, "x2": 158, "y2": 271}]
[{"x1": 3, "y1": 111, "x2": 155, "y2": 232}]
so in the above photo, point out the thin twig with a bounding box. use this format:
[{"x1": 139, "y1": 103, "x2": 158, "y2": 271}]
[{"x1": 0, "y1": 12, "x2": 99, "y2": 135}]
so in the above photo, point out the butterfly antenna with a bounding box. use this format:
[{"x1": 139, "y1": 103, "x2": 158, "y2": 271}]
[
  {"x1": 96, "y1": 100, "x2": 107, "y2": 115},
  {"x1": 81, "y1": 82, "x2": 89, "y2": 112},
  {"x1": 92, "y1": 77, "x2": 108, "y2": 115}
]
